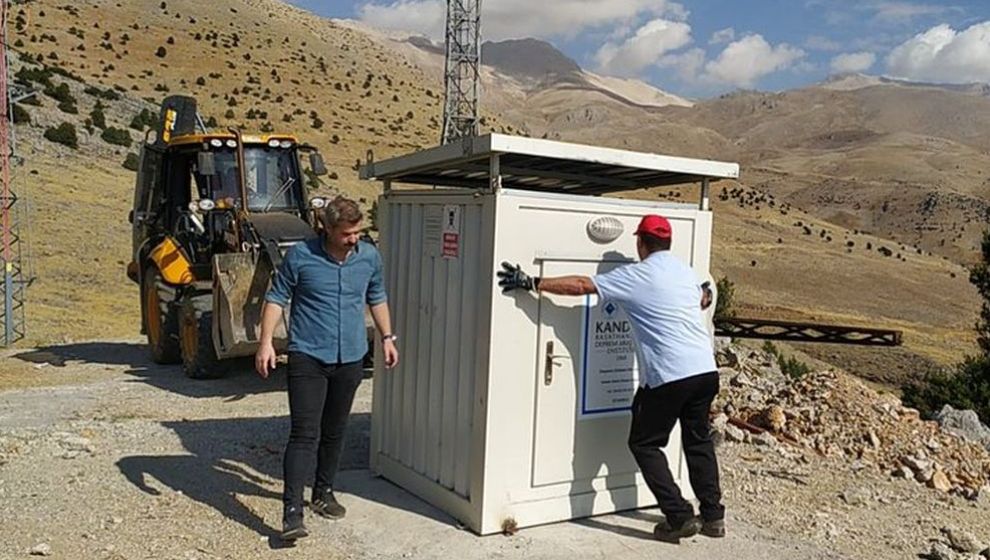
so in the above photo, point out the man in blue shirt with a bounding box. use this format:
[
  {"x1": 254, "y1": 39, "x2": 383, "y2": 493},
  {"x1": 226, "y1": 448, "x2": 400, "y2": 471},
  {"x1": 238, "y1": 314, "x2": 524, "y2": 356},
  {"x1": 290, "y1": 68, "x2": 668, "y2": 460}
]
[
  {"x1": 498, "y1": 214, "x2": 724, "y2": 543},
  {"x1": 256, "y1": 196, "x2": 398, "y2": 541}
]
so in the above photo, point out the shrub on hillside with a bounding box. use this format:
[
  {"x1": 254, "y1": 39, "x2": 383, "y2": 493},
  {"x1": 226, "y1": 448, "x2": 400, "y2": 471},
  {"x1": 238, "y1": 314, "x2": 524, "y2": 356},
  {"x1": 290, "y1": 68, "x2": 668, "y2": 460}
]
[
  {"x1": 44, "y1": 82, "x2": 75, "y2": 104},
  {"x1": 84, "y1": 85, "x2": 120, "y2": 101},
  {"x1": 122, "y1": 152, "x2": 140, "y2": 171},
  {"x1": 89, "y1": 102, "x2": 106, "y2": 129},
  {"x1": 762, "y1": 342, "x2": 813, "y2": 381},
  {"x1": 902, "y1": 229, "x2": 990, "y2": 423},
  {"x1": 57, "y1": 99, "x2": 78, "y2": 114},
  {"x1": 15, "y1": 66, "x2": 54, "y2": 88},
  {"x1": 101, "y1": 127, "x2": 132, "y2": 147},
  {"x1": 714, "y1": 276, "x2": 736, "y2": 321},
  {"x1": 12, "y1": 103, "x2": 30, "y2": 124},
  {"x1": 903, "y1": 359, "x2": 990, "y2": 424},
  {"x1": 44, "y1": 122, "x2": 78, "y2": 149},
  {"x1": 129, "y1": 108, "x2": 157, "y2": 131}
]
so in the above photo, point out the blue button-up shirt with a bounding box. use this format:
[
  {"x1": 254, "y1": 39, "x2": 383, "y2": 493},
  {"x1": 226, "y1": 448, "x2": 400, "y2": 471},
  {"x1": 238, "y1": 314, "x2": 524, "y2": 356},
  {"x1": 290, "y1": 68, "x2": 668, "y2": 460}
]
[{"x1": 265, "y1": 237, "x2": 387, "y2": 365}]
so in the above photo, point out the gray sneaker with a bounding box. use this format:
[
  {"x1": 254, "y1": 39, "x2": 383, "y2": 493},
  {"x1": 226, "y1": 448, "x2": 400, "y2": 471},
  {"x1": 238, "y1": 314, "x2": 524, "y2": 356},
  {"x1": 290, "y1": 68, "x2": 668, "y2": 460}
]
[
  {"x1": 653, "y1": 517, "x2": 702, "y2": 543},
  {"x1": 701, "y1": 518, "x2": 725, "y2": 538},
  {"x1": 311, "y1": 489, "x2": 346, "y2": 519}
]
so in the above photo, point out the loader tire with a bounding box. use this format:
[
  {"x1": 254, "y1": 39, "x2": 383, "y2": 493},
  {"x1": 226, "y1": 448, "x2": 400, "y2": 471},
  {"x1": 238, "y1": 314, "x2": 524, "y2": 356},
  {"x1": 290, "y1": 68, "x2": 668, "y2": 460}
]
[
  {"x1": 143, "y1": 266, "x2": 181, "y2": 364},
  {"x1": 178, "y1": 294, "x2": 226, "y2": 379}
]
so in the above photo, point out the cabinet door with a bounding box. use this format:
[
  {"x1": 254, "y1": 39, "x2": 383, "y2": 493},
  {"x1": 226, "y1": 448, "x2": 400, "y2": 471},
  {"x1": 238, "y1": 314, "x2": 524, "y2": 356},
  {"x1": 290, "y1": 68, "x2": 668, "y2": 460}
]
[{"x1": 531, "y1": 259, "x2": 684, "y2": 488}]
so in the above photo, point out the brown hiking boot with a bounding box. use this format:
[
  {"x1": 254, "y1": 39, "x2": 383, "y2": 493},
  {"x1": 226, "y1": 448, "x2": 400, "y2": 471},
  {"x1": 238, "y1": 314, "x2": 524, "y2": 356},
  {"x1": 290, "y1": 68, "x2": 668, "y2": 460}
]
[
  {"x1": 653, "y1": 517, "x2": 702, "y2": 543},
  {"x1": 701, "y1": 518, "x2": 725, "y2": 538}
]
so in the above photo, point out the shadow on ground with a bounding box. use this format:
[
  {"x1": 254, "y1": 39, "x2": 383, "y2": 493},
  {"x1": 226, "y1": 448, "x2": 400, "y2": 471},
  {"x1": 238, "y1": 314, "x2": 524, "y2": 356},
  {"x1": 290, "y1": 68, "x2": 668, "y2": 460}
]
[
  {"x1": 13, "y1": 342, "x2": 291, "y2": 399},
  {"x1": 13, "y1": 342, "x2": 374, "y2": 399},
  {"x1": 115, "y1": 411, "x2": 459, "y2": 541},
  {"x1": 572, "y1": 509, "x2": 662, "y2": 540}
]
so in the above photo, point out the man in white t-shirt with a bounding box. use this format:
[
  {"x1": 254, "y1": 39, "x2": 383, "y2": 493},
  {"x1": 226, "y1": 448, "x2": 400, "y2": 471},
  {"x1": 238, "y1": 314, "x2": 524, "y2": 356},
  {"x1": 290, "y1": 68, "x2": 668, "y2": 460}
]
[{"x1": 497, "y1": 214, "x2": 725, "y2": 542}]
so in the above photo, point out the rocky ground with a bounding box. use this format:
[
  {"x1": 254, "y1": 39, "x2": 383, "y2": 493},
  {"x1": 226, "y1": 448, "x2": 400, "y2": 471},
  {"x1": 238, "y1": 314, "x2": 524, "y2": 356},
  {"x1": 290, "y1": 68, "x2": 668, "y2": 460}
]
[
  {"x1": 710, "y1": 342, "x2": 990, "y2": 560},
  {"x1": 1, "y1": 340, "x2": 989, "y2": 559}
]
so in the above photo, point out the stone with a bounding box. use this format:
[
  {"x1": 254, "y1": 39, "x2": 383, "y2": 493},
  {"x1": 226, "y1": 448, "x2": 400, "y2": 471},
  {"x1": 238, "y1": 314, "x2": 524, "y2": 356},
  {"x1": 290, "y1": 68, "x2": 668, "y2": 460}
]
[
  {"x1": 711, "y1": 413, "x2": 729, "y2": 433},
  {"x1": 930, "y1": 470, "x2": 952, "y2": 493},
  {"x1": 926, "y1": 542, "x2": 956, "y2": 560},
  {"x1": 900, "y1": 407, "x2": 922, "y2": 421},
  {"x1": 867, "y1": 430, "x2": 881, "y2": 449},
  {"x1": 29, "y1": 543, "x2": 52, "y2": 556},
  {"x1": 902, "y1": 455, "x2": 931, "y2": 474},
  {"x1": 839, "y1": 487, "x2": 870, "y2": 506},
  {"x1": 942, "y1": 527, "x2": 986, "y2": 554},
  {"x1": 716, "y1": 344, "x2": 741, "y2": 368},
  {"x1": 715, "y1": 336, "x2": 739, "y2": 367},
  {"x1": 936, "y1": 405, "x2": 990, "y2": 451},
  {"x1": 730, "y1": 372, "x2": 754, "y2": 388},
  {"x1": 724, "y1": 424, "x2": 747, "y2": 443},
  {"x1": 764, "y1": 405, "x2": 787, "y2": 433},
  {"x1": 892, "y1": 466, "x2": 914, "y2": 479},
  {"x1": 751, "y1": 431, "x2": 778, "y2": 447},
  {"x1": 717, "y1": 367, "x2": 739, "y2": 382},
  {"x1": 59, "y1": 435, "x2": 94, "y2": 454}
]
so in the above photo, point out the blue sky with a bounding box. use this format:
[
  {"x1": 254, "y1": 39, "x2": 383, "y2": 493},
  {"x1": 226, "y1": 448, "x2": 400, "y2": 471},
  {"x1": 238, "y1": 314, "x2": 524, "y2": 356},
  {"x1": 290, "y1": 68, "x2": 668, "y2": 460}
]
[{"x1": 288, "y1": 1, "x2": 990, "y2": 98}]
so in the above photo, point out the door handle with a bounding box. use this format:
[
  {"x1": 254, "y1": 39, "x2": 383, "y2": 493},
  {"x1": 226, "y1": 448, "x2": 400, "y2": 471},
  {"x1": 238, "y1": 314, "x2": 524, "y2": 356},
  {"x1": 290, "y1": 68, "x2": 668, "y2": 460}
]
[{"x1": 544, "y1": 341, "x2": 570, "y2": 386}]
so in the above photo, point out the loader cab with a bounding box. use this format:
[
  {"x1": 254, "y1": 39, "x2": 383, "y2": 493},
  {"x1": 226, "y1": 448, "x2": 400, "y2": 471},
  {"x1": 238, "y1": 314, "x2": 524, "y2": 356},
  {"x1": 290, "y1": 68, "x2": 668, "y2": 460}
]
[
  {"x1": 172, "y1": 133, "x2": 309, "y2": 217},
  {"x1": 128, "y1": 132, "x2": 318, "y2": 282}
]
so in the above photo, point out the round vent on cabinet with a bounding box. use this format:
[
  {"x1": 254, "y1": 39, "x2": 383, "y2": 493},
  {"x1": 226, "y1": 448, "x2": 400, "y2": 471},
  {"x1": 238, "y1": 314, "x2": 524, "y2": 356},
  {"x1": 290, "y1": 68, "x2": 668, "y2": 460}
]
[{"x1": 587, "y1": 216, "x2": 624, "y2": 244}]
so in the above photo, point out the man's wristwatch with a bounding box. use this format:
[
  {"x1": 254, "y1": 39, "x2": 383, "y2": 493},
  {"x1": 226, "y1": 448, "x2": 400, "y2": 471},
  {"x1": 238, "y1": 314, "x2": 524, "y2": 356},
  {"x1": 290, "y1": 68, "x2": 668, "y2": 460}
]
[{"x1": 382, "y1": 334, "x2": 398, "y2": 343}]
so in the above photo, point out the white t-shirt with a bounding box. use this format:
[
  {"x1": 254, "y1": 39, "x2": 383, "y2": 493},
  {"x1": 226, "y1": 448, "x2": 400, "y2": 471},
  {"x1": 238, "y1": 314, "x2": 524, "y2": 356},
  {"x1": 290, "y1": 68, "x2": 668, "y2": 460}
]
[{"x1": 591, "y1": 251, "x2": 716, "y2": 387}]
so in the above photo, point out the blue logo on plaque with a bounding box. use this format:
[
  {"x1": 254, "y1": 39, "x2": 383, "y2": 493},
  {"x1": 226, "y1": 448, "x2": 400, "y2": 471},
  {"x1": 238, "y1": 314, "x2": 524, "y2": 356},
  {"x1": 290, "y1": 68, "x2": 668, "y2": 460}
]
[{"x1": 604, "y1": 302, "x2": 617, "y2": 316}]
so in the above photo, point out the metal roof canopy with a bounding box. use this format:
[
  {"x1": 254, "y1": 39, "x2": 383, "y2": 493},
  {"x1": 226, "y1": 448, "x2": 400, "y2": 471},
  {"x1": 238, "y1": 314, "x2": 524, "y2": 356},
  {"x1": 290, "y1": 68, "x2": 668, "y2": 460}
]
[{"x1": 359, "y1": 133, "x2": 739, "y2": 205}]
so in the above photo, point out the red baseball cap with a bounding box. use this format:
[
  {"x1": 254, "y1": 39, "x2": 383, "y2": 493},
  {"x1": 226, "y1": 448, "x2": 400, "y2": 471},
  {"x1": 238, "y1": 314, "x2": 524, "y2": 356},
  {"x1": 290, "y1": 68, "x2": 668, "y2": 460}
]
[{"x1": 634, "y1": 214, "x2": 672, "y2": 240}]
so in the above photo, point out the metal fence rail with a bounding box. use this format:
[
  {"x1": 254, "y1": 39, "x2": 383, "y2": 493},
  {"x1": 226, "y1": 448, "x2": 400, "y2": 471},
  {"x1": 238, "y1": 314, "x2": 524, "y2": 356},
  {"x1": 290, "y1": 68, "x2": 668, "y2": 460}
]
[{"x1": 715, "y1": 317, "x2": 903, "y2": 346}]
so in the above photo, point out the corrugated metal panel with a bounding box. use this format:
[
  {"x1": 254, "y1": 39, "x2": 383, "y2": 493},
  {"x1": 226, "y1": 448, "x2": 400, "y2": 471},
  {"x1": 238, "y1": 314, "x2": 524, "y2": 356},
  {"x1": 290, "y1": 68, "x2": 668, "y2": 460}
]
[
  {"x1": 378, "y1": 196, "x2": 481, "y2": 498},
  {"x1": 454, "y1": 202, "x2": 481, "y2": 496}
]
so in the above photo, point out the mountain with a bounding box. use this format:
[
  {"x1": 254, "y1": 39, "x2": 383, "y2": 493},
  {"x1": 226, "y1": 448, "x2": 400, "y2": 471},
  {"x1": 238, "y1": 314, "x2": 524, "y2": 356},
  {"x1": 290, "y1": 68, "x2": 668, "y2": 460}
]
[
  {"x1": 481, "y1": 38, "x2": 582, "y2": 82},
  {"x1": 821, "y1": 72, "x2": 990, "y2": 96},
  {"x1": 5, "y1": 0, "x2": 980, "y2": 386}
]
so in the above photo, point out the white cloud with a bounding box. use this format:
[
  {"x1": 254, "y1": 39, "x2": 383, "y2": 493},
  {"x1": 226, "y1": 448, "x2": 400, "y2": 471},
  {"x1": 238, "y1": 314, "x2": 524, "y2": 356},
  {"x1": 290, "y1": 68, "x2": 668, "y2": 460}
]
[
  {"x1": 657, "y1": 47, "x2": 706, "y2": 81},
  {"x1": 703, "y1": 34, "x2": 806, "y2": 87},
  {"x1": 830, "y1": 51, "x2": 877, "y2": 74},
  {"x1": 870, "y1": 1, "x2": 952, "y2": 23},
  {"x1": 356, "y1": 1, "x2": 445, "y2": 38},
  {"x1": 709, "y1": 27, "x2": 735, "y2": 45},
  {"x1": 805, "y1": 35, "x2": 842, "y2": 52},
  {"x1": 356, "y1": 0, "x2": 688, "y2": 41},
  {"x1": 886, "y1": 22, "x2": 990, "y2": 83},
  {"x1": 594, "y1": 19, "x2": 692, "y2": 77}
]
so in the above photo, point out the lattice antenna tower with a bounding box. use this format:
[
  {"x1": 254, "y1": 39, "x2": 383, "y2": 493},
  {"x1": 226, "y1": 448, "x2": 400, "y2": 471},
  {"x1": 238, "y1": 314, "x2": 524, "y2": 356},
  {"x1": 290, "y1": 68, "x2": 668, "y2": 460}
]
[
  {"x1": 0, "y1": 0, "x2": 27, "y2": 346},
  {"x1": 441, "y1": 0, "x2": 481, "y2": 144}
]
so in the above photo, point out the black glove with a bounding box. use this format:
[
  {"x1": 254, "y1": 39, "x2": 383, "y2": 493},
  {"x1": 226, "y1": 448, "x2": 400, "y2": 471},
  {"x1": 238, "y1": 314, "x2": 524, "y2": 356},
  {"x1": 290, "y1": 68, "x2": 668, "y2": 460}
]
[
  {"x1": 700, "y1": 281, "x2": 713, "y2": 310},
  {"x1": 497, "y1": 262, "x2": 538, "y2": 293}
]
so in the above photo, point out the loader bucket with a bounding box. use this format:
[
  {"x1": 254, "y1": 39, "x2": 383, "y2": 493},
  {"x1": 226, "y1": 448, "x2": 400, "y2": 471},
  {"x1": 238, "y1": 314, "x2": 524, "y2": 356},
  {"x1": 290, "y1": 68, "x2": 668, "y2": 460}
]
[{"x1": 212, "y1": 252, "x2": 288, "y2": 359}]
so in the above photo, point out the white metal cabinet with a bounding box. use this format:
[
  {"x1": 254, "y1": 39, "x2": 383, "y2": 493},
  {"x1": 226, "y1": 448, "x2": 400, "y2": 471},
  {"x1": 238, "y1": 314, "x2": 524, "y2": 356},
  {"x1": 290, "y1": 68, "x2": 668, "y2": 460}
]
[{"x1": 372, "y1": 188, "x2": 711, "y2": 534}]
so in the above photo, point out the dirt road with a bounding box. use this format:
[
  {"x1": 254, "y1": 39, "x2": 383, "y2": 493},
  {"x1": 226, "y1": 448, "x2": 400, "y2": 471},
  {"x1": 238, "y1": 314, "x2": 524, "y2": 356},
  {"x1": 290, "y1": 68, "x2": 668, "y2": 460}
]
[{"x1": 0, "y1": 340, "x2": 979, "y2": 559}]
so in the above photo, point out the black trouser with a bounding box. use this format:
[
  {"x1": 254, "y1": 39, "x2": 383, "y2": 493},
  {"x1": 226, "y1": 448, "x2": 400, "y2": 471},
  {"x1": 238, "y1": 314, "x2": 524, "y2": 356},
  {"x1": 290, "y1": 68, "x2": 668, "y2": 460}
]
[
  {"x1": 282, "y1": 352, "x2": 364, "y2": 511},
  {"x1": 628, "y1": 371, "x2": 724, "y2": 527}
]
